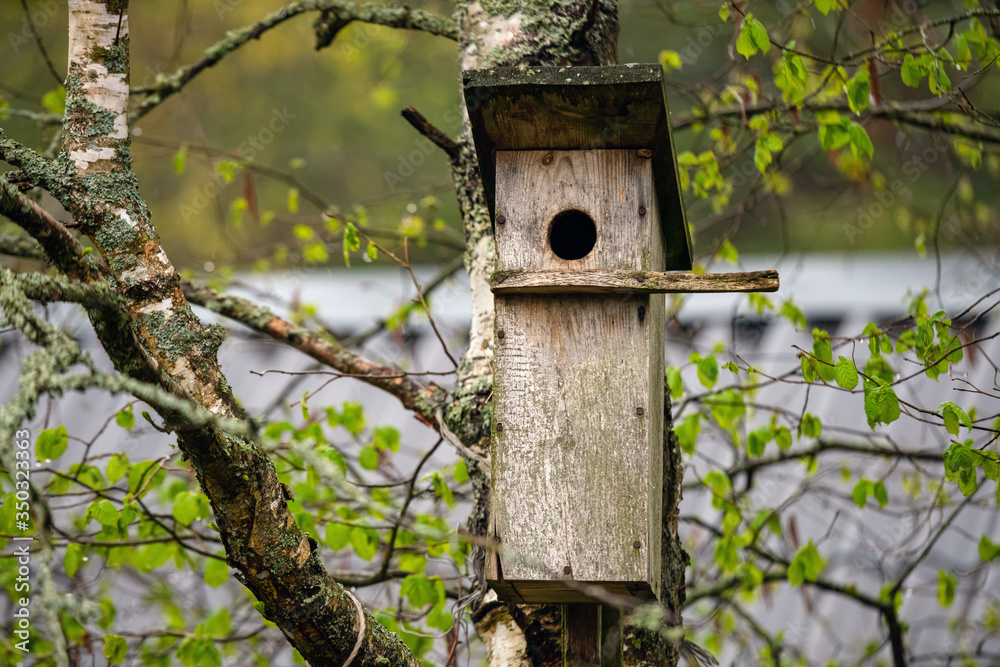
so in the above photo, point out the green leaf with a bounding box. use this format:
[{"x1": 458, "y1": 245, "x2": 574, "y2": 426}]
[
  {"x1": 863, "y1": 380, "x2": 900, "y2": 428},
  {"x1": 852, "y1": 479, "x2": 869, "y2": 508},
  {"x1": 834, "y1": 356, "x2": 859, "y2": 390},
  {"x1": 343, "y1": 222, "x2": 361, "y2": 267},
  {"x1": 359, "y1": 445, "x2": 380, "y2": 470},
  {"x1": 65, "y1": 543, "x2": 85, "y2": 578},
  {"x1": 812, "y1": 329, "x2": 835, "y2": 382},
  {"x1": 350, "y1": 527, "x2": 378, "y2": 560},
  {"x1": 303, "y1": 242, "x2": 329, "y2": 264},
  {"x1": 204, "y1": 555, "x2": 229, "y2": 587},
  {"x1": 173, "y1": 491, "x2": 209, "y2": 525},
  {"x1": 775, "y1": 426, "x2": 792, "y2": 450},
  {"x1": 87, "y1": 499, "x2": 120, "y2": 527},
  {"x1": 818, "y1": 121, "x2": 850, "y2": 151},
  {"x1": 780, "y1": 300, "x2": 806, "y2": 329},
  {"x1": 666, "y1": 366, "x2": 684, "y2": 399},
  {"x1": 788, "y1": 540, "x2": 825, "y2": 586},
  {"x1": 106, "y1": 453, "x2": 130, "y2": 484},
  {"x1": 104, "y1": 634, "x2": 127, "y2": 665},
  {"x1": 800, "y1": 412, "x2": 822, "y2": 439},
  {"x1": 846, "y1": 73, "x2": 870, "y2": 114},
  {"x1": 340, "y1": 402, "x2": 365, "y2": 434},
  {"x1": 747, "y1": 427, "x2": 773, "y2": 457},
  {"x1": 718, "y1": 3, "x2": 730, "y2": 21},
  {"x1": 801, "y1": 355, "x2": 818, "y2": 383},
  {"x1": 325, "y1": 522, "x2": 351, "y2": 551},
  {"x1": 453, "y1": 460, "x2": 469, "y2": 483},
  {"x1": 848, "y1": 122, "x2": 874, "y2": 158},
  {"x1": 718, "y1": 239, "x2": 739, "y2": 263},
  {"x1": 373, "y1": 426, "x2": 400, "y2": 452},
  {"x1": 696, "y1": 354, "x2": 719, "y2": 389},
  {"x1": 36, "y1": 425, "x2": 68, "y2": 461},
  {"x1": 203, "y1": 608, "x2": 231, "y2": 638},
  {"x1": 287, "y1": 187, "x2": 300, "y2": 213},
  {"x1": 401, "y1": 574, "x2": 437, "y2": 608},
  {"x1": 366, "y1": 242, "x2": 378, "y2": 261},
  {"x1": 939, "y1": 401, "x2": 971, "y2": 436},
  {"x1": 901, "y1": 54, "x2": 924, "y2": 87},
  {"x1": 929, "y1": 60, "x2": 951, "y2": 95},
  {"x1": 293, "y1": 224, "x2": 314, "y2": 240},
  {"x1": 116, "y1": 406, "x2": 135, "y2": 429},
  {"x1": 943, "y1": 441, "x2": 980, "y2": 496},
  {"x1": 398, "y1": 552, "x2": 427, "y2": 573},
  {"x1": 722, "y1": 361, "x2": 739, "y2": 375},
  {"x1": 873, "y1": 480, "x2": 888, "y2": 508},
  {"x1": 427, "y1": 606, "x2": 454, "y2": 631},
  {"x1": 737, "y1": 14, "x2": 770, "y2": 59},
  {"x1": 938, "y1": 570, "x2": 957, "y2": 607},
  {"x1": 432, "y1": 473, "x2": 455, "y2": 508},
  {"x1": 705, "y1": 389, "x2": 745, "y2": 429},
  {"x1": 675, "y1": 414, "x2": 701, "y2": 456},
  {"x1": 659, "y1": 49, "x2": 682, "y2": 71},
  {"x1": 979, "y1": 536, "x2": 1000, "y2": 562}
]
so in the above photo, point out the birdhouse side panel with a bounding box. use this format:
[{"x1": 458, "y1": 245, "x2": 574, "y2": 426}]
[
  {"x1": 495, "y1": 150, "x2": 665, "y2": 272},
  {"x1": 490, "y1": 293, "x2": 664, "y2": 602}
]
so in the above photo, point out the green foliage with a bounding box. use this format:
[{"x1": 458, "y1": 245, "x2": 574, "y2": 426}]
[
  {"x1": 852, "y1": 478, "x2": 888, "y2": 509},
  {"x1": 737, "y1": 14, "x2": 770, "y2": 59},
  {"x1": 116, "y1": 405, "x2": 135, "y2": 429},
  {"x1": 104, "y1": 635, "x2": 127, "y2": 664},
  {"x1": 36, "y1": 426, "x2": 68, "y2": 461},
  {"x1": 937, "y1": 570, "x2": 957, "y2": 607},
  {"x1": 788, "y1": 540, "x2": 825, "y2": 585}
]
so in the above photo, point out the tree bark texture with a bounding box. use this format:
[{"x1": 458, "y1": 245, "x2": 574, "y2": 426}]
[{"x1": 52, "y1": 2, "x2": 422, "y2": 664}]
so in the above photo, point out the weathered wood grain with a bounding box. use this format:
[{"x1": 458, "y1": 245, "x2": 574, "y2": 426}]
[
  {"x1": 464, "y1": 65, "x2": 693, "y2": 269},
  {"x1": 495, "y1": 149, "x2": 665, "y2": 272},
  {"x1": 488, "y1": 293, "x2": 664, "y2": 603},
  {"x1": 491, "y1": 268, "x2": 780, "y2": 294}
]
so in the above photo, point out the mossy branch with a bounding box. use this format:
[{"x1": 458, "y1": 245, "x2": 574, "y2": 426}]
[{"x1": 182, "y1": 281, "x2": 446, "y2": 426}]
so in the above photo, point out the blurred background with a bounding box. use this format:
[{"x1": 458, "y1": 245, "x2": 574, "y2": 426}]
[{"x1": 4, "y1": 0, "x2": 997, "y2": 277}]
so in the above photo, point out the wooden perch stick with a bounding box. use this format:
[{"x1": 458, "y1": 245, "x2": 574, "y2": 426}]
[{"x1": 490, "y1": 268, "x2": 779, "y2": 294}]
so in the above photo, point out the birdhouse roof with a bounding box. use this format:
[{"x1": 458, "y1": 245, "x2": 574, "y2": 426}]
[{"x1": 463, "y1": 64, "x2": 693, "y2": 271}]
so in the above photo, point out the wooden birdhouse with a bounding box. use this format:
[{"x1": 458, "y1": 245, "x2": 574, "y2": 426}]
[{"x1": 463, "y1": 65, "x2": 778, "y2": 604}]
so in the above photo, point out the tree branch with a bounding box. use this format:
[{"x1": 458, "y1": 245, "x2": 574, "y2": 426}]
[
  {"x1": 133, "y1": 1, "x2": 458, "y2": 120},
  {"x1": 181, "y1": 280, "x2": 446, "y2": 426}
]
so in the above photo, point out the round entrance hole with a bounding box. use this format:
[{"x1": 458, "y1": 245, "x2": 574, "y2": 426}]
[{"x1": 548, "y1": 209, "x2": 597, "y2": 260}]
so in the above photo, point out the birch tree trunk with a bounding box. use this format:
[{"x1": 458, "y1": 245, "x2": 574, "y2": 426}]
[{"x1": 55, "y1": 2, "x2": 421, "y2": 664}]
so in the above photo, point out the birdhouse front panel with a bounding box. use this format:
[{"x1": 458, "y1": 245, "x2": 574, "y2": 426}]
[
  {"x1": 487, "y1": 292, "x2": 665, "y2": 603},
  {"x1": 494, "y1": 149, "x2": 666, "y2": 273}
]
